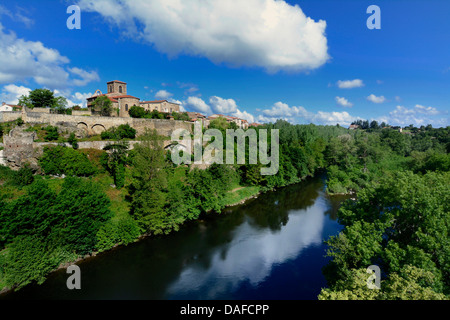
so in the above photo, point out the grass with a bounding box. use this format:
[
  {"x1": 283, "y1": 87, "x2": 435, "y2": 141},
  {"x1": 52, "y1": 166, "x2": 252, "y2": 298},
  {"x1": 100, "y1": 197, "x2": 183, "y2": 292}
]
[{"x1": 222, "y1": 185, "x2": 260, "y2": 207}]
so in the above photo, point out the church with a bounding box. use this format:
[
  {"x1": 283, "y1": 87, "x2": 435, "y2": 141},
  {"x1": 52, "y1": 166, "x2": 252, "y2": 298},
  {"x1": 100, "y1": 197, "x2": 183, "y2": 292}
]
[{"x1": 87, "y1": 80, "x2": 181, "y2": 117}]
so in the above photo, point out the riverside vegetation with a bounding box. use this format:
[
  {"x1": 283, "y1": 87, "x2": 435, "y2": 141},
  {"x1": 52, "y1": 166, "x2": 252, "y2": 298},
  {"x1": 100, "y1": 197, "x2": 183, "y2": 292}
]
[{"x1": 0, "y1": 116, "x2": 448, "y2": 300}]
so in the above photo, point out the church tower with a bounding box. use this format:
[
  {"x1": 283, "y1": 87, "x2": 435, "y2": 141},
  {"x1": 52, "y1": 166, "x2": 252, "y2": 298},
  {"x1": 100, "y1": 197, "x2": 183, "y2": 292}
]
[{"x1": 107, "y1": 80, "x2": 127, "y2": 96}]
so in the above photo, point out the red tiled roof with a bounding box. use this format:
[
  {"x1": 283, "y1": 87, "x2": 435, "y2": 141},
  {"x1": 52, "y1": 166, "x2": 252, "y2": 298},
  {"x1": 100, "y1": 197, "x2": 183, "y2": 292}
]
[
  {"x1": 107, "y1": 80, "x2": 127, "y2": 84},
  {"x1": 111, "y1": 95, "x2": 140, "y2": 99},
  {"x1": 141, "y1": 100, "x2": 180, "y2": 105}
]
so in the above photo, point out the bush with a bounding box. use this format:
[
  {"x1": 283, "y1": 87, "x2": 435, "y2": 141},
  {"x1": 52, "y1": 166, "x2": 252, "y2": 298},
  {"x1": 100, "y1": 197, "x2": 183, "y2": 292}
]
[
  {"x1": 13, "y1": 164, "x2": 35, "y2": 188},
  {"x1": 44, "y1": 126, "x2": 59, "y2": 142},
  {"x1": 39, "y1": 145, "x2": 98, "y2": 177},
  {"x1": 101, "y1": 124, "x2": 136, "y2": 140},
  {"x1": 129, "y1": 105, "x2": 147, "y2": 118},
  {"x1": 2, "y1": 236, "x2": 73, "y2": 290},
  {"x1": 96, "y1": 217, "x2": 140, "y2": 252}
]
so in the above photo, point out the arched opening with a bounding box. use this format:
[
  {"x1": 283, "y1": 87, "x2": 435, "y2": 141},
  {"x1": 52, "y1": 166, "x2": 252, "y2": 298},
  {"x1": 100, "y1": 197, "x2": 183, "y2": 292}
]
[
  {"x1": 119, "y1": 86, "x2": 123, "y2": 93},
  {"x1": 125, "y1": 104, "x2": 129, "y2": 111},
  {"x1": 91, "y1": 124, "x2": 106, "y2": 135}
]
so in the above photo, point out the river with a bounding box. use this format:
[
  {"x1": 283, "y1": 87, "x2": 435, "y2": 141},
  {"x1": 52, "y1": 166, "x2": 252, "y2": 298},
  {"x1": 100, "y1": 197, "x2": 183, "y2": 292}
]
[{"x1": 2, "y1": 174, "x2": 348, "y2": 300}]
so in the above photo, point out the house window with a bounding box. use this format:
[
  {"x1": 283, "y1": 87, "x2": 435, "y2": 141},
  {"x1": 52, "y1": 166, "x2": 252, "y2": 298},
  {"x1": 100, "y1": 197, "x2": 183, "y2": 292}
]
[
  {"x1": 125, "y1": 104, "x2": 128, "y2": 111},
  {"x1": 119, "y1": 86, "x2": 123, "y2": 93}
]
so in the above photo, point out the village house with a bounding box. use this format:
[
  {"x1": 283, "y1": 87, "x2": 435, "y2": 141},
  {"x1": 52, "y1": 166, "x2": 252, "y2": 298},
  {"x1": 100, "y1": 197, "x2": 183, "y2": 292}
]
[
  {"x1": 140, "y1": 100, "x2": 180, "y2": 114},
  {"x1": 208, "y1": 114, "x2": 249, "y2": 129},
  {"x1": 0, "y1": 103, "x2": 22, "y2": 112}
]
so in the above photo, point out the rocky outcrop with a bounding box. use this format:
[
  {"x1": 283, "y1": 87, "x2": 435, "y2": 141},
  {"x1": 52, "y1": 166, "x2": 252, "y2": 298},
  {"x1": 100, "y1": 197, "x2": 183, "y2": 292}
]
[{"x1": 2, "y1": 127, "x2": 42, "y2": 171}]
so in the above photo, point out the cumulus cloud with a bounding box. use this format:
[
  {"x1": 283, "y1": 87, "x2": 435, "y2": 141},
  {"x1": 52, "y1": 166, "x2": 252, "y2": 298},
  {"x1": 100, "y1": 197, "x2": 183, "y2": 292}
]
[
  {"x1": 77, "y1": 0, "x2": 330, "y2": 72},
  {"x1": 0, "y1": 23, "x2": 98, "y2": 88},
  {"x1": 258, "y1": 101, "x2": 359, "y2": 126},
  {"x1": 367, "y1": 94, "x2": 386, "y2": 104},
  {"x1": 335, "y1": 96, "x2": 353, "y2": 108},
  {"x1": 183, "y1": 95, "x2": 255, "y2": 122},
  {"x1": 209, "y1": 96, "x2": 238, "y2": 114},
  {"x1": 0, "y1": 84, "x2": 31, "y2": 104},
  {"x1": 155, "y1": 89, "x2": 173, "y2": 100},
  {"x1": 336, "y1": 79, "x2": 364, "y2": 89},
  {"x1": 184, "y1": 96, "x2": 212, "y2": 115},
  {"x1": 385, "y1": 105, "x2": 446, "y2": 127}
]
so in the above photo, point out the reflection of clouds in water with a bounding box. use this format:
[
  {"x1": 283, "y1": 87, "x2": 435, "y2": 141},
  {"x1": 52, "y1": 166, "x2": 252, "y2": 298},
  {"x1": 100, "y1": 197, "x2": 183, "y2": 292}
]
[{"x1": 167, "y1": 198, "x2": 327, "y2": 299}]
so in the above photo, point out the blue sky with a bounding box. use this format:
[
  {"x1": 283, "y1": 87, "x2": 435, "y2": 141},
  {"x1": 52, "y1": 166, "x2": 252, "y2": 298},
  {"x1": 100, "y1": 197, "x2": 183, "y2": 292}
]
[{"x1": 0, "y1": 0, "x2": 448, "y2": 127}]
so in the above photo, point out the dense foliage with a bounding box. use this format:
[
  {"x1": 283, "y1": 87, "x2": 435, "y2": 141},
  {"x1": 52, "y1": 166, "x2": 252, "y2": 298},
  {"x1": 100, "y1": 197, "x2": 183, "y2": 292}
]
[
  {"x1": 0, "y1": 177, "x2": 112, "y2": 289},
  {"x1": 39, "y1": 145, "x2": 98, "y2": 177},
  {"x1": 318, "y1": 124, "x2": 449, "y2": 300},
  {"x1": 0, "y1": 115, "x2": 448, "y2": 299}
]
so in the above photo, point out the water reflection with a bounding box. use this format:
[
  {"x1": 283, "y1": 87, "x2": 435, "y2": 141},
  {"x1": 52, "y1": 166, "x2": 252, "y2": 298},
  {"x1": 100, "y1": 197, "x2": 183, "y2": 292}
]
[{"x1": 167, "y1": 196, "x2": 328, "y2": 299}]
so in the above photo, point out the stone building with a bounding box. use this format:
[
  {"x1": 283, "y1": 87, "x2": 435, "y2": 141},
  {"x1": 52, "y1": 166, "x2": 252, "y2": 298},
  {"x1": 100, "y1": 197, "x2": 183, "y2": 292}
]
[
  {"x1": 140, "y1": 100, "x2": 180, "y2": 114},
  {"x1": 87, "y1": 80, "x2": 140, "y2": 117},
  {"x1": 87, "y1": 81, "x2": 180, "y2": 118}
]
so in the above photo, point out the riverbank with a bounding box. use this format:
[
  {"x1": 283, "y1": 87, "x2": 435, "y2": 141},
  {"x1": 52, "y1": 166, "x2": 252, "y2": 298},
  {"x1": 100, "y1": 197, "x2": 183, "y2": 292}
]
[
  {"x1": 0, "y1": 182, "x2": 265, "y2": 296},
  {"x1": 1, "y1": 173, "x2": 348, "y2": 300}
]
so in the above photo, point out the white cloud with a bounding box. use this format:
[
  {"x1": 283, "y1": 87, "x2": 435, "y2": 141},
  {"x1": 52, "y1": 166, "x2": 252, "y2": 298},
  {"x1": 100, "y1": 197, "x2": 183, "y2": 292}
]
[
  {"x1": 184, "y1": 96, "x2": 212, "y2": 114},
  {"x1": 232, "y1": 109, "x2": 255, "y2": 124},
  {"x1": 209, "y1": 96, "x2": 238, "y2": 114},
  {"x1": 414, "y1": 104, "x2": 440, "y2": 116},
  {"x1": 155, "y1": 89, "x2": 173, "y2": 100},
  {"x1": 259, "y1": 101, "x2": 358, "y2": 126},
  {"x1": 385, "y1": 105, "x2": 446, "y2": 127},
  {"x1": 0, "y1": 84, "x2": 31, "y2": 104},
  {"x1": 78, "y1": 0, "x2": 330, "y2": 72},
  {"x1": 0, "y1": 5, "x2": 34, "y2": 28},
  {"x1": 0, "y1": 23, "x2": 98, "y2": 88},
  {"x1": 183, "y1": 95, "x2": 255, "y2": 122},
  {"x1": 310, "y1": 111, "x2": 356, "y2": 126},
  {"x1": 336, "y1": 79, "x2": 364, "y2": 89},
  {"x1": 367, "y1": 94, "x2": 386, "y2": 104},
  {"x1": 335, "y1": 96, "x2": 353, "y2": 108},
  {"x1": 69, "y1": 67, "x2": 100, "y2": 87}
]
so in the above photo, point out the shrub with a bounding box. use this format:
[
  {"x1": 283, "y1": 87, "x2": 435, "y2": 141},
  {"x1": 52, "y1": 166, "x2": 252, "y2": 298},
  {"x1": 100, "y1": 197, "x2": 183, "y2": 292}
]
[
  {"x1": 39, "y1": 145, "x2": 97, "y2": 177},
  {"x1": 44, "y1": 125, "x2": 59, "y2": 142}
]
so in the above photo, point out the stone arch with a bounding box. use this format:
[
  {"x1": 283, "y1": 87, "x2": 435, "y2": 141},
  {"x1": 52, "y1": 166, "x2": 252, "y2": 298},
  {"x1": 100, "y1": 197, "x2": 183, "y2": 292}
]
[
  {"x1": 165, "y1": 142, "x2": 189, "y2": 153},
  {"x1": 77, "y1": 122, "x2": 89, "y2": 132},
  {"x1": 91, "y1": 124, "x2": 106, "y2": 135}
]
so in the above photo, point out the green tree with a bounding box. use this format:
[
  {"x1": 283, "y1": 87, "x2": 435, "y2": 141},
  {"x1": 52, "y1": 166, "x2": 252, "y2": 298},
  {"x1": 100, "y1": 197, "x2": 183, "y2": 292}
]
[
  {"x1": 128, "y1": 105, "x2": 147, "y2": 118},
  {"x1": 92, "y1": 95, "x2": 113, "y2": 116},
  {"x1": 130, "y1": 129, "x2": 170, "y2": 235},
  {"x1": 19, "y1": 89, "x2": 56, "y2": 109},
  {"x1": 101, "y1": 141, "x2": 130, "y2": 188}
]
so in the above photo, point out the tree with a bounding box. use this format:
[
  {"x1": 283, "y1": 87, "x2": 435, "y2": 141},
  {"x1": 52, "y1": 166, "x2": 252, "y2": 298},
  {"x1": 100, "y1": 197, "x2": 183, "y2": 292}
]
[
  {"x1": 321, "y1": 171, "x2": 450, "y2": 299},
  {"x1": 128, "y1": 105, "x2": 147, "y2": 118},
  {"x1": 27, "y1": 89, "x2": 57, "y2": 108},
  {"x1": 130, "y1": 129, "x2": 170, "y2": 234},
  {"x1": 369, "y1": 120, "x2": 379, "y2": 130},
  {"x1": 92, "y1": 96, "x2": 113, "y2": 116},
  {"x1": 101, "y1": 141, "x2": 130, "y2": 188}
]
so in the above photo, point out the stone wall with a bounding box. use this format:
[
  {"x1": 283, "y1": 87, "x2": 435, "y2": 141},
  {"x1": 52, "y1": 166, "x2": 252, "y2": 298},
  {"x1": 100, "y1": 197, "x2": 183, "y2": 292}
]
[
  {"x1": 18, "y1": 112, "x2": 193, "y2": 137},
  {"x1": 0, "y1": 111, "x2": 22, "y2": 123}
]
